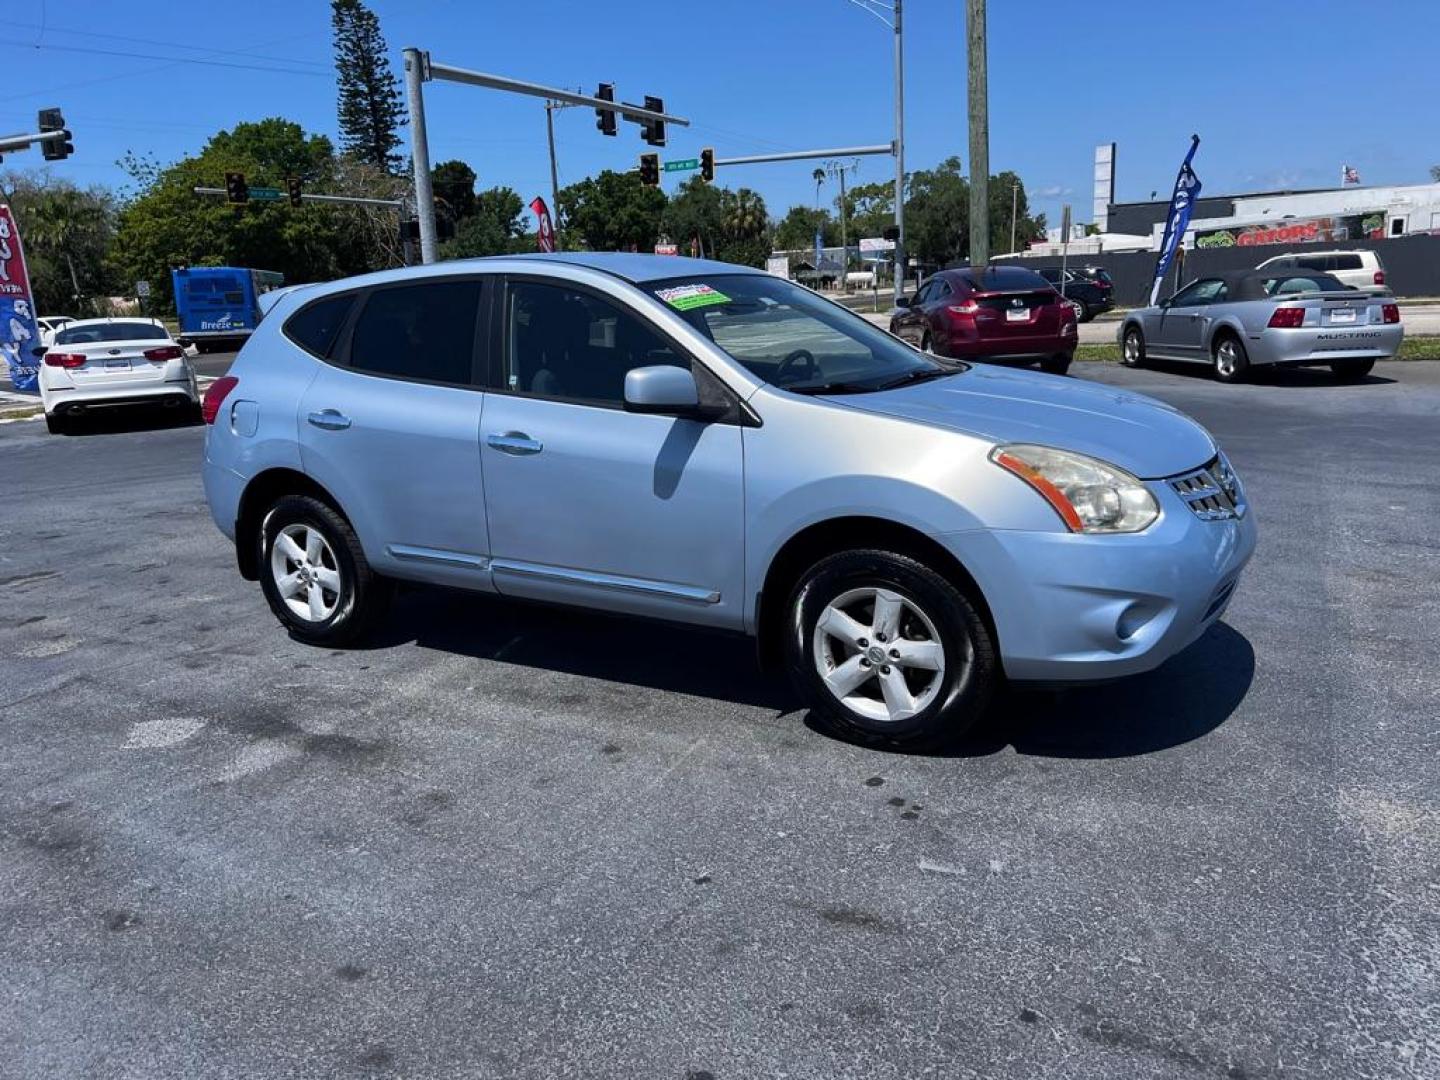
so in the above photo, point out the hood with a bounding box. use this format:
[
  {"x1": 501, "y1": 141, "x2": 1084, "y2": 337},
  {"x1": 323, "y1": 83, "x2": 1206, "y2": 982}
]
[{"x1": 833, "y1": 365, "x2": 1216, "y2": 479}]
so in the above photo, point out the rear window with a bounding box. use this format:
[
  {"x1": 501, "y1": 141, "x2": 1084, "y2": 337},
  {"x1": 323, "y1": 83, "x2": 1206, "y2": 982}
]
[
  {"x1": 346, "y1": 280, "x2": 481, "y2": 385},
  {"x1": 1261, "y1": 274, "x2": 1347, "y2": 296},
  {"x1": 956, "y1": 267, "x2": 1051, "y2": 292},
  {"x1": 284, "y1": 294, "x2": 356, "y2": 359},
  {"x1": 184, "y1": 275, "x2": 243, "y2": 295},
  {"x1": 55, "y1": 322, "x2": 169, "y2": 344}
]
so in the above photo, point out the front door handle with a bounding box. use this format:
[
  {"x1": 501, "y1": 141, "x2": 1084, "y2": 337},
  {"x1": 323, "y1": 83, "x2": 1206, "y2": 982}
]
[
  {"x1": 307, "y1": 409, "x2": 351, "y2": 431},
  {"x1": 487, "y1": 431, "x2": 543, "y2": 456}
]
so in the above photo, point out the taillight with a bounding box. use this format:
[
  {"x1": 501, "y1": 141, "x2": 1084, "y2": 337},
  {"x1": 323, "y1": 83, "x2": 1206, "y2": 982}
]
[
  {"x1": 201, "y1": 375, "x2": 239, "y2": 425},
  {"x1": 947, "y1": 301, "x2": 979, "y2": 317},
  {"x1": 1268, "y1": 307, "x2": 1306, "y2": 329},
  {"x1": 43, "y1": 352, "x2": 86, "y2": 368},
  {"x1": 143, "y1": 345, "x2": 184, "y2": 361},
  {"x1": 1374, "y1": 270, "x2": 1385, "y2": 286},
  {"x1": 1382, "y1": 303, "x2": 1400, "y2": 324}
]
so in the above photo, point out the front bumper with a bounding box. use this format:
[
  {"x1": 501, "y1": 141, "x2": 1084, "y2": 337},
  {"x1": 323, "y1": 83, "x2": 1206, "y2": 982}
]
[{"x1": 939, "y1": 478, "x2": 1257, "y2": 682}]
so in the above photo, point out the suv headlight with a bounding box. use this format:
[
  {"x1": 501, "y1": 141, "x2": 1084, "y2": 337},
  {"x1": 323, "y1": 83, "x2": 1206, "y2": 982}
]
[{"x1": 990, "y1": 443, "x2": 1159, "y2": 533}]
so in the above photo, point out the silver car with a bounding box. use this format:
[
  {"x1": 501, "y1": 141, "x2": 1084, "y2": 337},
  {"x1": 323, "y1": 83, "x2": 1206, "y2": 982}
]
[
  {"x1": 202, "y1": 254, "x2": 1256, "y2": 748},
  {"x1": 1119, "y1": 268, "x2": 1403, "y2": 383}
]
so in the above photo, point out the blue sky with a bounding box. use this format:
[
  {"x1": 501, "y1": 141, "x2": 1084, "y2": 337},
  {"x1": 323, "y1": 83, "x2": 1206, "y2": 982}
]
[{"x1": 4, "y1": 0, "x2": 1437, "y2": 232}]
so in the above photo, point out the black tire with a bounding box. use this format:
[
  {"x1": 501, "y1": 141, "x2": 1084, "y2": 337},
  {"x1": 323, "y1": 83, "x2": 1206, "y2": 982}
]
[
  {"x1": 1330, "y1": 358, "x2": 1375, "y2": 382},
  {"x1": 785, "y1": 549, "x2": 997, "y2": 749},
  {"x1": 1040, "y1": 354, "x2": 1072, "y2": 376},
  {"x1": 1121, "y1": 325, "x2": 1146, "y2": 368},
  {"x1": 1212, "y1": 333, "x2": 1250, "y2": 384},
  {"x1": 44, "y1": 412, "x2": 69, "y2": 435},
  {"x1": 257, "y1": 494, "x2": 391, "y2": 646}
]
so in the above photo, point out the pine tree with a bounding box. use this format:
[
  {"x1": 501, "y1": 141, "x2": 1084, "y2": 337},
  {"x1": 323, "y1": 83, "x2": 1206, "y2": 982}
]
[{"x1": 331, "y1": 0, "x2": 406, "y2": 173}]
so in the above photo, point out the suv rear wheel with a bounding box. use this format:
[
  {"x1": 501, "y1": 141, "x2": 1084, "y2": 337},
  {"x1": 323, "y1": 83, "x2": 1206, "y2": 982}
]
[
  {"x1": 785, "y1": 550, "x2": 996, "y2": 748},
  {"x1": 257, "y1": 494, "x2": 390, "y2": 645}
]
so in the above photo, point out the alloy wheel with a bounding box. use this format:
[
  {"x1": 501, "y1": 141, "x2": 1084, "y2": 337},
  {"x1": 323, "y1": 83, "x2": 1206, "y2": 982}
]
[
  {"x1": 1216, "y1": 340, "x2": 1241, "y2": 379},
  {"x1": 812, "y1": 587, "x2": 952, "y2": 724},
  {"x1": 1123, "y1": 331, "x2": 1141, "y2": 365},
  {"x1": 269, "y1": 523, "x2": 343, "y2": 623}
]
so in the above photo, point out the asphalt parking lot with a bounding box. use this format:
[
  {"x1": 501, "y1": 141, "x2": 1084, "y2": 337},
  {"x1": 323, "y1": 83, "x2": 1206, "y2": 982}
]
[{"x1": 2, "y1": 360, "x2": 1437, "y2": 1079}]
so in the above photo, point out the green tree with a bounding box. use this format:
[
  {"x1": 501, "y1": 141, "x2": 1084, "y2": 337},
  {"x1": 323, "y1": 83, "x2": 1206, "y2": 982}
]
[
  {"x1": 714, "y1": 188, "x2": 771, "y2": 267},
  {"x1": 1431, "y1": 164, "x2": 1440, "y2": 182},
  {"x1": 432, "y1": 160, "x2": 477, "y2": 222},
  {"x1": 773, "y1": 206, "x2": 837, "y2": 253},
  {"x1": 661, "y1": 176, "x2": 724, "y2": 257},
  {"x1": 332, "y1": 0, "x2": 406, "y2": 172},
  {"x1": 905, "y1": 157, "x2": 970, "y2": 266},
  {"x1": 556, "y1": 170, "x2": 666, "y2": 251},
  {"x1": 841, "y1": 179, "x2": 894, "y2": 241},
  {"x1": 110, "y1": 119, "x2": 386, "y2": 314},
  {"x1": 442, "y1": 186, "x2": 525, "y2": 259},
  {"x1": 0, "y1": 171, "x2": 117, "y2": 313},
  {"x1": 988, "y1": 172, "x2": 1045, "y2": 254}
]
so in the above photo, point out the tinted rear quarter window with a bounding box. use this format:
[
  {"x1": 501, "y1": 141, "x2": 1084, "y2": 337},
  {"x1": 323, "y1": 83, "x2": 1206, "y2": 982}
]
[
  {"x1": 284, "y1": 294, "x2": 356, "y2": 359},
  {"x1": 348, "y1": 280, "x2": 482, "y2": 385},
  {"x1": 1331, "y1": 254, "x2": 1363, "y2": 271}
]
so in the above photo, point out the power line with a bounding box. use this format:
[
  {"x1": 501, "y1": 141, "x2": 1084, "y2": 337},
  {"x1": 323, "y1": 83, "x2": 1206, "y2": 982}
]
[
  {"x1": 8, "y1": 20, "x2": 331, "y2": 70},
  {"x1": 25, "y1": 43, "x2": 331, "y2": 78}
]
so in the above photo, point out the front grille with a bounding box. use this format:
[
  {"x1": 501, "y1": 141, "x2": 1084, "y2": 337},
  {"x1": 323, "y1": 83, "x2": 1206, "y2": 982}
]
[{"x1": 1169, "y1": 454, "x2": 1247, "y2": 521}]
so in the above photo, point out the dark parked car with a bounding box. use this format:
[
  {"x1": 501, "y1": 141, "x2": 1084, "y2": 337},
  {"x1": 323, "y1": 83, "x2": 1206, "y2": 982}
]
[
  {"x1": 890, "y1": 266, "x2": 1077, "y2": 375},
  {"x1": 1036, "y1": 266, "x2": 1115, "y2": 322}
]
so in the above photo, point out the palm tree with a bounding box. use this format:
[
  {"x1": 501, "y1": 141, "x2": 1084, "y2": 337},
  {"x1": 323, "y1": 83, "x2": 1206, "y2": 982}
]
[
  {"x1": 812, "y1": 168, "x2": 825, "y2": 210},
  {"x1": 722, "y1": 188, "x2": 768, "y2": 239}
]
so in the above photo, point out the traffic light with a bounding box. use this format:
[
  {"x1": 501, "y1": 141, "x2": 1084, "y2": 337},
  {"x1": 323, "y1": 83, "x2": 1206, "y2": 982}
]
[
  {"x1": 641, "y1": 95, "x2": 666, "y2": 147},
  {"x1": 639, "y1": 153, "x2": 660, "y2": 188},
  {"x1": 38, "y1": 107, "x2": 73, "y2": 161},
  {"x1": 224, "y1": 172, "x2": 249, "y2": 205},
  {"x1": 594, "y1": 83, "x2": 617, "y2": 137},
  {"x1": 287, "y1": 176, "x2": 303, "y2": 207},
  {"x1": 700, "y1": 147, "x2": 715, "y2": 183}
]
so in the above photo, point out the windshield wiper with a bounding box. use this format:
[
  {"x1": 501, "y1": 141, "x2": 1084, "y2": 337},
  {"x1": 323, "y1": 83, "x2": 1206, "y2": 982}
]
[
  {"x1": 786, "y1": 381, "x2": 878, "y2": 396},
  {"x1": 876, "y1": 367, "x2": 962, "y2": 390}
]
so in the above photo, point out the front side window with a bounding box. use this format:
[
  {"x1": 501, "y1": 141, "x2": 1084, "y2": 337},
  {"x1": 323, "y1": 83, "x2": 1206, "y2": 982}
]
[
  {"x1": 1168, "y1": 279, "x2": 1227, "y2": 308},
  {"x1": 348, "y1": 280, "x2": 481, "y2": 385},
  {"x1": 646, "y1": 274, "x2": 951, "y2": 394},
  {"x1": 55, "y1": 321, "x2": 169, "y2": 344},
  {"x1": 507, "y1": 281, "x2": 684, "y2": 405}
]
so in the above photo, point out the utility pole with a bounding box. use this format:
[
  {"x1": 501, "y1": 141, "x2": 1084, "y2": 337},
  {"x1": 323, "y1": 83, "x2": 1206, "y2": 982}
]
[
  {"x1": 403, "y1": 48, "x2": 438, "y2": 264},
  {"x1": 544, "y1": 99, "x2": 566, "y2": 249},
  {"x1": 965, "y1": 0, "x2": 989, "y2": 268},
  {"x1": 827, "y1": 158, "x2": 859, "y2": 279},
  {"x1": 1009, "y1": 179, "x2": 1018, "y2": 254},
  {"x1": 893, "y1": 0, "x2": 906, "y2": 303}
]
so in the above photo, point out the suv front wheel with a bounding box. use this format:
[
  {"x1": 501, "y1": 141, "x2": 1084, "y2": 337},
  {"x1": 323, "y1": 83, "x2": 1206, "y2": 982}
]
[
  {"x1": 786, "y1": 550, "x2": 997, "y2": 748},
  {"x1": 257, "y1": 494, "x2": 390, "y2": 645}
]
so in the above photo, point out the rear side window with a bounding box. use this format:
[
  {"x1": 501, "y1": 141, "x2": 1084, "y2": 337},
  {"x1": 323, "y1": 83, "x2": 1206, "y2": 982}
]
[
  {"x1": 284, "y1": 294, "x2": 355, "y2": 359},
  {"x1": 1331, "y1": 254, "x2": 1363, "y2": 271},
  {"x1": 1296, "y1": 256, "x2": 1329, "y2": 271},
  {"x1": 347, "y1": 280, "x2": 482, "y2": 385}
]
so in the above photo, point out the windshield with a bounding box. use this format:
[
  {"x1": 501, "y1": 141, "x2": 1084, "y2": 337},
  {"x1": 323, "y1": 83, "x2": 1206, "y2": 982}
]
[
  {"x1": 55, "y1": 321, "x2": 170, "y2": 345},
  {"x1": 645, "y1": 274, "x2": 956, "y2": 394}
]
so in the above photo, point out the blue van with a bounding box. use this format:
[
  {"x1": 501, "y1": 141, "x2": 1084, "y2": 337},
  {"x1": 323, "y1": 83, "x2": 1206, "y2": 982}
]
[{"x1": 171, "y1": 266, "x2": 284, "y2": 352}]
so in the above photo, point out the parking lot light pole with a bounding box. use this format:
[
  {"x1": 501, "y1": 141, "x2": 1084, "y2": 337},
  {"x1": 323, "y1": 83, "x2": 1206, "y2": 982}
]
[{"x1": 844, "y1": 1, "x2": 905, "y2": 303}]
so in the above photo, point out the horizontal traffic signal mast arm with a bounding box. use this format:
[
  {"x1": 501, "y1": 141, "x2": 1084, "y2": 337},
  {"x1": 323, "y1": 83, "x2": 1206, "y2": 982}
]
[
  {"x1": 713, "y1": 144, "x2": 894, "y2": 167},
  {"x1": 419, "y1": 56, "x2": 690, "y2": 128},
  {"x1": 192, "y1": 187, "x2": 405, "y2": 209}
]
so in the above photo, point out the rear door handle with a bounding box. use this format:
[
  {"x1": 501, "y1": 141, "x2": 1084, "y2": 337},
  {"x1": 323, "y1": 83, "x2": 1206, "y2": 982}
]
[
  {"x1": 307, "y1": 409, "x2": 351, "y2": 431},
  {"x1": 487, "y1": 431, "x2": 543, "y2": 456}
]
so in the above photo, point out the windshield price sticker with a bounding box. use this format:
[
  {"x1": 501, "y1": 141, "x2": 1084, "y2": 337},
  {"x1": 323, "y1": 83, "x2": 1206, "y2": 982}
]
[{"x1": 656, "y1": 284, "x2": 730, "y2": 311}]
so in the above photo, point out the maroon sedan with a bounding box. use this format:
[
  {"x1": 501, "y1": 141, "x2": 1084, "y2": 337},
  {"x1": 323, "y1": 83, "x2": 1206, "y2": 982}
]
[{"x1": 889, "y1": 265, "x2": 1077, "y2": 375}]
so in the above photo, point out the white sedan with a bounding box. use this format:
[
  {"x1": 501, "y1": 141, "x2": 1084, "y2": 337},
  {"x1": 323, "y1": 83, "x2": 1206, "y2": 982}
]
[{"x1": 37, "y1": 318, "x2": 200, "y2": 434}]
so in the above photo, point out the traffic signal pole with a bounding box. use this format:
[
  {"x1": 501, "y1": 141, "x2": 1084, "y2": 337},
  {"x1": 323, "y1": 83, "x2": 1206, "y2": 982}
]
[
  {"x1": 401, "y1": 48, "x2": 689, "y2": 264},
  {"x1": 0, "y1": 128, "x2": 69, "y2": 158}
]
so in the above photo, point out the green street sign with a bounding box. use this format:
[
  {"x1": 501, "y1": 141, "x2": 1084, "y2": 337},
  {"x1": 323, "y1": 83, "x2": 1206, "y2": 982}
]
[
  {"x1": 663, "y1": 158, "x2": 699, "y2": 173},
  {"x1": 248, "y1": 186, "x2": 283, "y2": 201}
]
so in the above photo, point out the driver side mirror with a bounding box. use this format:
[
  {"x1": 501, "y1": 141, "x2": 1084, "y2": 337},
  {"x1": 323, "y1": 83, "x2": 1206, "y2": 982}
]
[
  {"x1": 893, "y1": 296, "x2": 911, "y2": 308},
  {"x1": 624, "y1": 365, "x2": 703, "y2": 418}
]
